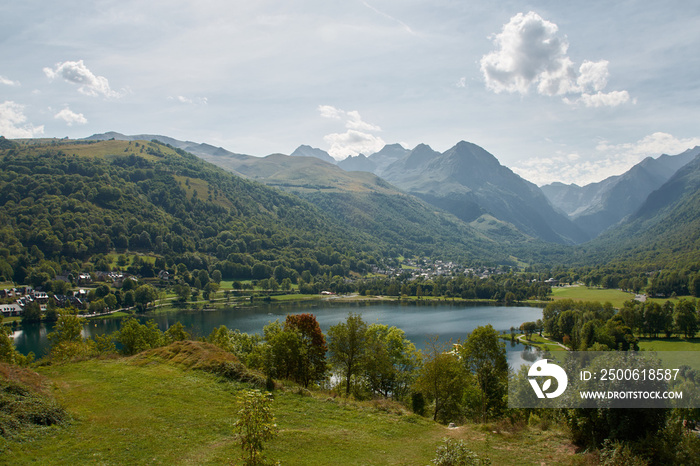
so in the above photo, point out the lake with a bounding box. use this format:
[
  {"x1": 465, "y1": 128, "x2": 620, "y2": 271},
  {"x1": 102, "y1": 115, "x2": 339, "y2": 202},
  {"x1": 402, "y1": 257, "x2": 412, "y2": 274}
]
[{"x1": 12, "y1": 301, "x2": 544, "y2": 368}]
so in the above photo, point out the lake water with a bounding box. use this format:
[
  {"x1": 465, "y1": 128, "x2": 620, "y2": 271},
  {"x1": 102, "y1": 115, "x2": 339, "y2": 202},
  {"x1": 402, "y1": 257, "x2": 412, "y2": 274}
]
[{"x1": 12, "y1": 301, "x2": 544, "y2": 368}]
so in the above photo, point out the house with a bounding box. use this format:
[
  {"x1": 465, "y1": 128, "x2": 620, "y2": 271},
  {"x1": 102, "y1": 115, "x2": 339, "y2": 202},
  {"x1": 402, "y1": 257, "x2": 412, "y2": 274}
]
[
  {"x1": 0, "y1": 303, "x2": 22, "y2": 317},
  {"x1": 53, "y1": 295, "x2": 87, "y2": 310},
  {"x1": 31, "y1": 291, "x2": 49, "y2": 304}
]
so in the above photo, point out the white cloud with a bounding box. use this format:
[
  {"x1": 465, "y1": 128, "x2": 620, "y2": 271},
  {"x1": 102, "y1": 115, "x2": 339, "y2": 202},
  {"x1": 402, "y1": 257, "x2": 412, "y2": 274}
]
[
  {"x1": 318, "y1": 105, "x2": 386, "y2": 159},
  {"x1": 168, "y1": 95, "x2": 208, "y2": 105},
  {"x1": 43, "y1": 60, "x2": 123, "y2": 98},
  {"x1": 480, "y1": 11, "x2": 630, "y2": 107},
  {"x1": 577, "y1": 60, "x2": 609, "y2": 92},
  {"x1": 596, "y1": 132, "x2": 700, "y2": 159},
  {"x1": 513, "y1": 132, "x2": 700, "y2": 186},
  {"x1": 318, "y1": 105, "x2": 344, "y2": 120},
  {"x1": 576, "y1": 90, "x2": 631, "y2": 108},
  {"x1": 0, "y1": 101, "x2": 44, "y2": 138},
  {"x1": 54, "y1": 108, "x2": 87, "y2": 126},
  {"x1": 0, "y1": 76, "x2": 20, "y2": 86}
]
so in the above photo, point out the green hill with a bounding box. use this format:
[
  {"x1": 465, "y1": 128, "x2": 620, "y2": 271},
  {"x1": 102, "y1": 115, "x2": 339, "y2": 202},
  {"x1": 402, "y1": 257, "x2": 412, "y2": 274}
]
[
  {"x1": 1, "y1": 341, "x2": 578, "y2": 465},
  {"x1": 0, "y1": 138, "x2": 388, "y2": 284}
]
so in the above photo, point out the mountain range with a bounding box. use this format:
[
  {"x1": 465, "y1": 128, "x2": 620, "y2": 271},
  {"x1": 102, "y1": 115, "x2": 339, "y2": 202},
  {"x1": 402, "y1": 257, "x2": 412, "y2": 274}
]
[
  {"x1": 84, "y1": 131, "x2": 700, "y2": 268},
  {"x1": 541, "y1": 147, "x2": 700, "y2": 238}
]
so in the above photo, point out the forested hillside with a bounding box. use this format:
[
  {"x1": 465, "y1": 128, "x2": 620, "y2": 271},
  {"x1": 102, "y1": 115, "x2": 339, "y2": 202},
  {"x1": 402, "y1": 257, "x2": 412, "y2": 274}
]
[{"x1": 0, "y1": 138, "x2": 392, "y2": 285}]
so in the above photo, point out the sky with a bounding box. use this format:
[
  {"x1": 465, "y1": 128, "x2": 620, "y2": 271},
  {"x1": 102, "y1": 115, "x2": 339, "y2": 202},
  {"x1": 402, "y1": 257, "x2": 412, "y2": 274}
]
[{"x1": 2, "y1": 0, "x2": 700, "y2": 186}]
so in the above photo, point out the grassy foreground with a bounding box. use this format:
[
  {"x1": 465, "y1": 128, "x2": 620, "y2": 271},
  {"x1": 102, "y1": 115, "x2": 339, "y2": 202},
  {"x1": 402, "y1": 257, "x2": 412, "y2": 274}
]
[{"x1": 2, "y1": 342, "x2": 580, "y2": 465}]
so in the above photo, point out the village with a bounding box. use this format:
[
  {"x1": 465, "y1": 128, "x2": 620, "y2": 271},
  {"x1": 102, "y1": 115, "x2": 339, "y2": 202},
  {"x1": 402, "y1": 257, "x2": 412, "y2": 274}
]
[
  {"x1": 371, "y1": 258, "x2": 508, "y2": 281},
  {"x1": 0, "y1": 271, "x2": 139, "y2": 318}
]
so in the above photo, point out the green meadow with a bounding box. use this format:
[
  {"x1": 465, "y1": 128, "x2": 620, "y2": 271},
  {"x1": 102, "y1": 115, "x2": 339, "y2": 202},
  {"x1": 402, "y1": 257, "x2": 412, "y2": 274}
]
[{"x1": 2, "y1": 343, "x2": 581, "y2": 465}]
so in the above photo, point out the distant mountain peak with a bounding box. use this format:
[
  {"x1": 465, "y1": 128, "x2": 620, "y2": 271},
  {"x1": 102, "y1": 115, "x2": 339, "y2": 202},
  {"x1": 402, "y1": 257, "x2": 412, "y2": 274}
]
[
  {"x1": 337, "y1": 152, "x2": 376, "y2": 172},
  {"x1": 290, "y1": 145, "x2": 336, "y2": 164}
]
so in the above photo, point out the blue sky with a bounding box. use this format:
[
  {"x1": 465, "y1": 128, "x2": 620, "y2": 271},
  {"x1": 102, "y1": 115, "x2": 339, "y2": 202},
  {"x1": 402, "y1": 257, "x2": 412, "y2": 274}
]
[{"x1": 2, "y1": 0, "x2": 700, "y2": 185}]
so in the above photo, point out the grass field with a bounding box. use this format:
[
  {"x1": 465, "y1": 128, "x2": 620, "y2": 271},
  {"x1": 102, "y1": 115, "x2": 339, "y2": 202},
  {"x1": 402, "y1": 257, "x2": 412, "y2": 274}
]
[
  {"x1": 550, "y1": 286, "x2": 635, "y2": 308},
  {"x1": 517, "y1": 333, "x2": 567, "y2": 352},
  {"x1": 2, "y1": 345, "x2": 582, "y2": 465},
  {"x1": 637, "y1": 337, "x2": 700, "y2": 370}
]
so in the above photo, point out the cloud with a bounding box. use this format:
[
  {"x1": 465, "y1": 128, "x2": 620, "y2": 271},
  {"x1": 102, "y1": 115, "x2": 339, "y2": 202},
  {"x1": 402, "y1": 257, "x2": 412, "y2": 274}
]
[
  {"x1": 169, "y1": 95, "x2": 208, "y2": 105},
  {"x1": 575, "y1": 90, "x2": 631, "y2": 108},
  {"x1": 0, "y1": 101, "x2": 44, "y2": 138},
  {"x1": 0, "y1": 76, "x2": 20, "y2": 86},
  {"x1": 43, "y1": 60, "x2": 123, "y2": 98},
  {"x1": 596, "y1": 132, "x2": 700, "y2": 159},
  {"x1": 318, "y1": 105, "x2": 344, "y2": 120},
  {"x1": 54, "y1": 108, "x2": 87, "y2": 126},
  {"x1": 512, "y1": 132, "x2": 700, "y2": 186},
  {"x1": 480, "y1": 12, "x2": 630, "y2": 107},
  {"x1": 318, "y1": 105, "x2": 386, "y2": 159}
]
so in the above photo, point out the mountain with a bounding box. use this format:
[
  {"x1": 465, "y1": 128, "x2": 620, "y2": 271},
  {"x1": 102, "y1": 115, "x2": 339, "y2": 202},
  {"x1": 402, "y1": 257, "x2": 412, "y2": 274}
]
[
  {"x1": 289, "y1": 145, "x2": 337, "y2": 164},
  {"x1": 586, "y1": 153, "x2": 700, "y2": 268},
  {"x1": 337, "y1": 153, "x2": 376, "y2": 173},
  {"x1": 367, "y1": 143, "x2": 410, "y2": 176},
  {"x1": 541, "y1": 147, "x2": 700, "y2": 238},
  {"x1": 374, "y1": 141, "x2": 588, "y2": 245},
  {"x1": 383, "y1": 144, "x2": 441, "y2": 173},
  {"x1": 86, "y1": 131, "x2": 250, "y2": 161},
  {"x1": 178, "y1": 149, "x2": 523, "y2": 262},
  {"x1": 87, "y1": 133, "x2": 523, "y2": 262},
  {"x1": 85, "y1": 132, "x2": 251, "y2": 177}
]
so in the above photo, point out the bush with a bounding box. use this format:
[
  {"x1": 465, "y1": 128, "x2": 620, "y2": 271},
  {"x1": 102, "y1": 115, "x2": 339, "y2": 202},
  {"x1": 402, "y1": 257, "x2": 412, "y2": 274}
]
[
  {"x1": 599, "y1": 439, "x2": 648, "y2": 466},
  {"x1": 431, "y1": 438, "x2": 491, "y2": 466},
  {"x1": 412, "y1": 392, "x2": 426, "y2": 416}
]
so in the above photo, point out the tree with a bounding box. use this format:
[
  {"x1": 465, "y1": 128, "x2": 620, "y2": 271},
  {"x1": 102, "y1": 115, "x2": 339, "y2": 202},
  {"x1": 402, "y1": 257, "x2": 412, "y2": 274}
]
[
  {"x1": 134, "y1": 284, "x2": 158, "y2": 311},
  {"x1": 233, "y1": 389, "x2": 278, "y2": 466},
  {"x1": 674, "y1": 299, "x2": 698, "y2": 338},
  {"x1": 262, "y1": 320, "x2": 303, "y2": 381},
  {"x1": 520, "y1": 321, "x2": 537, "y2": 340},
  {"x1": 284, "y1": 313, "x2": 327, "y2": 387},
  {"x1": 173, "y1": 283, "x2": 191, "y2": 302},
  {"x1": 47, "y1": 312, "x2": 93, "y2": 361},
  {"x1": 0, "y1": 315, "x2": 34, "y2": 366},
  {"x1": 363, "y1": 323, "x2": 421, "y2": 400},
  {"x1": 327, "y1": 312, "x2": 367, "y2": 396},
  {"x1": 21, "y1": 301, "x2": 42, "y2": 324},
  {"x1": 117, "y1": 318, "x2": 164, "y2": 355},
  {"x1": 164, "y1": 321, "x2": 190, "y2": 342},
  {"x1": 414, "y1": 336, "x2": 468, "y2": 422},
  {"x1": 460, "y1": 325, "x2": 508, "y2": 422},
  {"x1": 208, "y1": 325, "x2": 236, "y2": 353}
]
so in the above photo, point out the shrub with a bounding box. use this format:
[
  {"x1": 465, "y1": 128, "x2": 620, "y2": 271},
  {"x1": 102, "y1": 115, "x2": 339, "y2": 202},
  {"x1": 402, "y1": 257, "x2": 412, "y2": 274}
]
[{"x1": 431, "y1": 438, "x2": 491, "y2": 466}]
